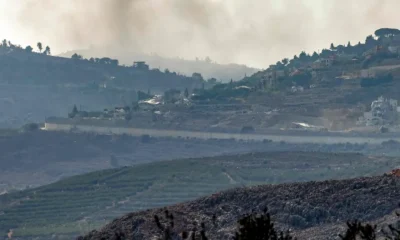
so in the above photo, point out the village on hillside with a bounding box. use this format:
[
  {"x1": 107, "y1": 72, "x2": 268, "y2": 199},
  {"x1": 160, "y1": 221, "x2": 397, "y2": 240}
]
[{"x1": 45, "y1": 28, "x2": 400, "y2": 136}]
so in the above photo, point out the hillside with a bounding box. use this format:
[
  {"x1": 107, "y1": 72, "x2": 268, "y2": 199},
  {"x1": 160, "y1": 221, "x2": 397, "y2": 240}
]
[
  {"x1": 81, "y1": 174, "x2": 400, "y2": 240},
  {"x1": 190, "y1": 28, "x2": 400, "y2": 108},
  {"x1": 1, "y1": 151, "x2": 399, "y2": 239},
  {"x1": 0, "y1": 42, "x2": 206, "y2": 127},
  {"x1": 3, "y1": 129, "x2": 400, "y2": 194},
  {"x1": 0, "y1": 44, "x2": 203, "y2": 92},
  {"x1": 58, "y1": 49, "x2": 259, "y2": 82}
]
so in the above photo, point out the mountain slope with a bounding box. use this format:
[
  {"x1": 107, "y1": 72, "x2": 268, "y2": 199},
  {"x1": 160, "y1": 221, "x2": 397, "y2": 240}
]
[
  {"x1": 0, "y1": 46, "x2": 202, "y2": 92},
  {"x1": 0, "y1": 44, "x2": 204, "y2": 127},
  {"x1": 1, "y1": 151, "x2": 399, "y2": 239},
  {"x1": 58, "y1": 49, "x2": 260, "y2": 82},
  {"x1": 81, "y1": 175, "x2": 400, "y2": 240}
]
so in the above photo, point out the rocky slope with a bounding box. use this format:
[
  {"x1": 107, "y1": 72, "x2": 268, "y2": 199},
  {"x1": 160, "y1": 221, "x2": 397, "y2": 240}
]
[{"x1": 80, "y1": 175, "x2": 400, "y2": 240}]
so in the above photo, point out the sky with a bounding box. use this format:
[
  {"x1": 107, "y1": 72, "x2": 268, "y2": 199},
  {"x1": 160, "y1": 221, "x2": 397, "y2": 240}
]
[{"x1": 1, "y1": 0, "x2": 399, "y2": 68}]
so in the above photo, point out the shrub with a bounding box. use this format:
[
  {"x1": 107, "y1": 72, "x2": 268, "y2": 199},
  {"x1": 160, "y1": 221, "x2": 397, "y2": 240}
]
[
  {"x1": 21, "y1": 123, "x2": 40, "y2": 132},
  {"x1": 140, "y1": 134, "x2": 151, "y2": 143},
  {"x1": 234, "y1": 209, "x2": 294, "y2": 240},
  {"x1": 360, "y1": 74, "x2": 393, "y2": 88},
  {"x1": 241, "y1": 126, "x2": 255, "y2": 134}
]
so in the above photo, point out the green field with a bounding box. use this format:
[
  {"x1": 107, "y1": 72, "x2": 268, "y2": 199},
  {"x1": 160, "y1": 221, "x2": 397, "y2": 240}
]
[{"x1": 0, "y1": 152, "x2": 399, "y2": 239}]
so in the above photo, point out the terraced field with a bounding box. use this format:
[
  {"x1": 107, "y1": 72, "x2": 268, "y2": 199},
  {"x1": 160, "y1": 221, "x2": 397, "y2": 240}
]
[{"x1": 1, "y1": 151, "x2": 399, "y2": 239}]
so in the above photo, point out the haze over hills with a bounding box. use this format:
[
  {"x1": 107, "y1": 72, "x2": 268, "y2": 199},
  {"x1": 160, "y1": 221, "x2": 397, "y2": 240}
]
[
  {"x1": 58, "y1": 49, "x2": 260, "y2": 82},
  {"x1": 0, "y1": 41, "x2": 205, "y2": 127},
  {"x1": 2, "y1": 1, "x2": 400, "y2": 239}
]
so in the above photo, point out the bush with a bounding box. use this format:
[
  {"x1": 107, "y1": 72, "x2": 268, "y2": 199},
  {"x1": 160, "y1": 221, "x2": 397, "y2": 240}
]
[
  {"x1": 360, "y1": 74, "x2": 393, "y2": 88},
  {"x1": 21, "y1": 123, "x2": 40, "y2": 132},
  {"x1": 140, "y1": 134, "x2": 151, "y2": 143},
  {"x1": 241, "y1": 126, "x2": 255, "y2": 134},
  {"x1": 234, "y1": 209, "x2": 294, "y2": 240}
]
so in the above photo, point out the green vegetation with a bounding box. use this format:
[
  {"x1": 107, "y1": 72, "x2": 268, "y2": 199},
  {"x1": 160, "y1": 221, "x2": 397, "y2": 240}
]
[
  {"x1": 1, "y1": 152, "x2": 399, "y2": 238},
  {"x1": 360, "y1": 74, "x2": 393, "y2": 87},
  {"x1": 190, "y1": 28, "x2": 400, "y2": 103},
  {"x1": 0, "y1": 39, "x2": 203, "y2": 92}
]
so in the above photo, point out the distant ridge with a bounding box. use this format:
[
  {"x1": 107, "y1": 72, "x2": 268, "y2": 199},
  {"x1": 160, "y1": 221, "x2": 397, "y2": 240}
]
[{"x1": 58, "y1": 48, "x2": 260, "y2": 82}]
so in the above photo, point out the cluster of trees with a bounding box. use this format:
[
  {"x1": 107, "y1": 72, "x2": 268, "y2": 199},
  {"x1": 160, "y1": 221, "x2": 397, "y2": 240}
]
[
  {"x1": 274, "y1": 27, "x2": 400, "y2": 70},
  {"x1": 374, "y1": 28, "x2": 400, "y2": 38},
  {"x1": 0, "y1": 39, "x2": 51, "y2": 55},
  {"x1": 70, "y1": 53, "x2": 119, "y2": 66},
  {"x1": 360, "y1": 73, "x2": 393, "y2": 87}
]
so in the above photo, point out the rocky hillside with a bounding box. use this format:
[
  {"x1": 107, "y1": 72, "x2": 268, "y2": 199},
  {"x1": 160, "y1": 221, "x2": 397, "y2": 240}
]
[{"x1": 81, "y1": 175, "x2": 400, "y2": 240}]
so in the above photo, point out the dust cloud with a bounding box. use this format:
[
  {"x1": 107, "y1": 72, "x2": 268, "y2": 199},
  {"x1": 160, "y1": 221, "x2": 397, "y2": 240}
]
[{"x1": 13, "y1": 0, "x2": 400, "y2": 68}]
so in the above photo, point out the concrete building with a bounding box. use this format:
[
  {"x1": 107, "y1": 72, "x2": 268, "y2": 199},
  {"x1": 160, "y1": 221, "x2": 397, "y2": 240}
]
[
  {"x1": 358, "y1": 96, "x2": 400, "y2": 126},
  {"x1": 312, "y1": 58, "x2": 334, "y2": 70}
]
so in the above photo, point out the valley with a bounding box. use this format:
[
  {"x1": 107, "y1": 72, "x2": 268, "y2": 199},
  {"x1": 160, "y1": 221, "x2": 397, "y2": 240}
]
[{"x1": 1, "y1": 151, "x2": 399, "y2": 239}]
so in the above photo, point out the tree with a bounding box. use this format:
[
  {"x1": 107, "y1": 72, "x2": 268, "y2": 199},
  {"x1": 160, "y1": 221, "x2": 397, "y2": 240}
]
[
  {"x1": 234, "y1": 209, "x2": 293, "y2": 240},
  {"x1": 43, "y1": 46, "x2": 51, "y2": 55},
  {"x1": 347, "y1": 41, "x2": 352, "y2": 48},
  {"x1": 311, "y1": 51, "x2": 319, "y2": 61},
  {"x1": 281, "y1": 58, "x2": 289, "y2": 65},
  {"x1": 299, "y1": 51, "x2": 307, "y2": 60},
  {"x1": 72, "y1": 105, "x2": 78, "y2": 114},
  {"x1": 25, "y1": 46, "x2": 33, "y2": 53},
  {"x1": 68, "y1": 104, "x2": 79, "y2": 118},
  {"x1": 330, "y1": 43, "x2": 335, "y2": 50},
  {"x1": 192, "y1": 72, "x2": 204, "y2": 81},
  {"x1": 184, "y1": 88, "x2": 189, "y2": 98},
  {"x1": 291, "y1": 71, "x2": 312, "y2": 87},
  {"x1": 71, "y1": 53, "x2": 83, "y2": 60},
  {"x1": 37, "y1": 42, "x2": 42, "y2": 53},
  {"x1": 89, "y1": 57, "x2": 95, "y2": 63},
  {"x1": 293, "y1": 55, "x2": 298, "y2": 60},
  {"x1": 110, "y1": 59, "x2": 119, "y2": 66},
  {"x1": 207, "y1": 78, "x2": 217, "y2": 84},
  {"x1": 374, "y1": 28, "x2": 400, "y2": 38},
  {"x1": 1, "y1": 39, "x2": 7, "y2": 47},
  {"x1": 205, "y1": 56, "x2": 212, "y2": 63},
  {"x1": 365, "y1": 35, "x2": 376, "y2": 46}
]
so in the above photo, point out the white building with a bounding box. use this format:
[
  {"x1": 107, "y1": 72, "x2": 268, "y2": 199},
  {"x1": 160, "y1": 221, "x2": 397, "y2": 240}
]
[{"x1": 359, "y1": 96, "x2": 400, "y2": 126}]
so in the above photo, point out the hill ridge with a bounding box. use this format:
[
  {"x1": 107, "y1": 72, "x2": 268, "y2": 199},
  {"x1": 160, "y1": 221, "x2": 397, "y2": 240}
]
[{"x1": 80, "y1": 174, "x2": 400, "y2": 240}]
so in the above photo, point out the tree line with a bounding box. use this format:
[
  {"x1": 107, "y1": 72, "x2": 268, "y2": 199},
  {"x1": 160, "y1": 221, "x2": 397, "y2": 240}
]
[{"x1": 0, "y1": 39, "x2": 51, "y2": 55}]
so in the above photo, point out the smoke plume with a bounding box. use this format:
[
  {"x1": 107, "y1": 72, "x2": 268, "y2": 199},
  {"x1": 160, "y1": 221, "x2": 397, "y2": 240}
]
[{"x1": 12, "y1": 0, "x2": 400, "y2": 68}]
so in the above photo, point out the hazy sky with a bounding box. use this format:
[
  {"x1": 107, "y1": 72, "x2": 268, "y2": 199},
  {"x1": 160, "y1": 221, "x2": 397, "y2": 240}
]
[{"x1": 1, "y1": 0, "x2": 399, "y2": 68}]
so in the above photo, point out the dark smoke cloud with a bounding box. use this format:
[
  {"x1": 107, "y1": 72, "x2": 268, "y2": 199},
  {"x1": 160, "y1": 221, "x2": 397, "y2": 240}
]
[{"x1": 14, "y1": 0, "x2": 400, "y2": 68}]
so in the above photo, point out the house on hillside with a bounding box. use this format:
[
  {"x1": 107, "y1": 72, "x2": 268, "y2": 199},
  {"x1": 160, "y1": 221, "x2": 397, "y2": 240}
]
[
  {"x1": 263, "y1": 69, "x2": 286, "y2": 87},
  {"x1": 358, "y1": 96, "x2": 400, "y2": 126},
  {"x1": 312, "y1": 57, "x2": 334, "y2": 70},
  {"x1": 133, "y1": 61, "x2": 149, "y2": 70}
]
